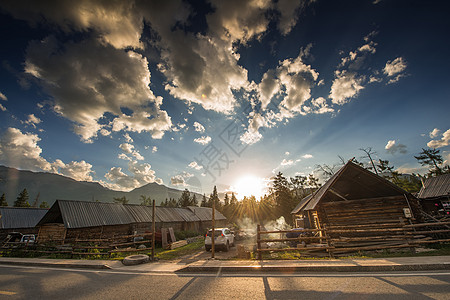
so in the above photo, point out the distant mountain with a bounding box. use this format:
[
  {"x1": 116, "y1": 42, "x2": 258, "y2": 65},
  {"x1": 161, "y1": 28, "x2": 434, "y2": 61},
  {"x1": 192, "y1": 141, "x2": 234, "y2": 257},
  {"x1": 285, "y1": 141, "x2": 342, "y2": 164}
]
[{"x1": 0, "y1": 166, "x2": 202, "y2": 207}]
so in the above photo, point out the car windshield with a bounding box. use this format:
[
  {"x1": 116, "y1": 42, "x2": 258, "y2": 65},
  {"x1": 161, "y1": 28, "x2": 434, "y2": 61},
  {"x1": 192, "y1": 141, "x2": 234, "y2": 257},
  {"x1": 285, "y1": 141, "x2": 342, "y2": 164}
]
[{"x1": 206, "y1": 230, "x2": 222, "y2": 237}]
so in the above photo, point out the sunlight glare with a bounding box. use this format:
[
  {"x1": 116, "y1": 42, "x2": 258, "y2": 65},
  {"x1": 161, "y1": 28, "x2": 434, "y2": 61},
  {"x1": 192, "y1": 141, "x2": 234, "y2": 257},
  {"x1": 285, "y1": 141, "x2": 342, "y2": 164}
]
[{"x1": 232, "y1": 175, "x2": 266, "y2": 200}]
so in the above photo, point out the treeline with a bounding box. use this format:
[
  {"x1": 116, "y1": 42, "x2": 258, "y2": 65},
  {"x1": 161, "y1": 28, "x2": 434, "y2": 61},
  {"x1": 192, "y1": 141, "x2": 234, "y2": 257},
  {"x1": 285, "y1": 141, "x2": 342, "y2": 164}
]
[{"x1": 0, "y1": 189, "x2": 49, "y2": 208}]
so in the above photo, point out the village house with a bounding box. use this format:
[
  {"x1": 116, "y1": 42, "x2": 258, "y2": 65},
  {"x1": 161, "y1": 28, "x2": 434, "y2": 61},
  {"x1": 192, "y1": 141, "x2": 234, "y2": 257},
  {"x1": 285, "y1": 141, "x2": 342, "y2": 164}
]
[
  {"x1": 417, "y1": 173, "x2": 450, "y2": 217},
  {"x1": 291, "y1": 161, "x2": 422, "y2": 231},
  {"x1": 37, "y1": 200, "x2": 226, "y2": 243}
]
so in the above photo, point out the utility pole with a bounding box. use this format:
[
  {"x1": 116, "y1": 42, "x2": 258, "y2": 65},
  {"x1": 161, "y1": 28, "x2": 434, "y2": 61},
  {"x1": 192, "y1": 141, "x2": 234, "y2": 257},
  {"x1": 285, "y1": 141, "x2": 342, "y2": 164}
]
[{"x1": 211, "y1": 197, "x2": 215, "y2": 259}]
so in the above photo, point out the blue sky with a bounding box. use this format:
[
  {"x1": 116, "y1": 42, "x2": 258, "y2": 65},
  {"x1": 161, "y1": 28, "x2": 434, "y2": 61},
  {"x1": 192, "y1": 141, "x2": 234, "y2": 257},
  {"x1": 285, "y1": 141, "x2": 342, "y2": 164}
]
[{"x1": 0, "y1": 0, "x2": 449, "y2": 198}]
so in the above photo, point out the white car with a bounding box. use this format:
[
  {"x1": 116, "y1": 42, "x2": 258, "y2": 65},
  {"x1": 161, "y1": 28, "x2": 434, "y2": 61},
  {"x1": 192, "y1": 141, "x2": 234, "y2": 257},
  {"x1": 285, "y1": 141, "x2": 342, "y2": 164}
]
[{"x1": 205, "y1": 228, "x2": 235, "y2": 252}]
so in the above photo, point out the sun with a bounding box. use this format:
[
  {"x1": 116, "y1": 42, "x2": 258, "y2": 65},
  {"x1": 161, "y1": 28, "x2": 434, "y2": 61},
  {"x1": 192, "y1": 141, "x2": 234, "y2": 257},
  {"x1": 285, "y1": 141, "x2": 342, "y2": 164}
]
[{"x1": 232, "y1": 175, "x2": 266, "y2": 200}]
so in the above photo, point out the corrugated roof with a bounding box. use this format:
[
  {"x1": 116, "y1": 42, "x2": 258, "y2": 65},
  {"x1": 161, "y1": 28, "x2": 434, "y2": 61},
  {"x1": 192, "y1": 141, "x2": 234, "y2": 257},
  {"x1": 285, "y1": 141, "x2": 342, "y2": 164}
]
[
  {"x1": 296, "y1": 161, "x2": 409, "y2": 211},
  {"x1": 0, "y1": 207, "x2": 48, "y2": 229},
  {"x1": 418, "y1": 173, "x2": 450, "y2": 199},
  {"x1": 187, "y1": 206, "x2": 226, "y2": 221},
  {"x1": 38, "y1": 200, "x2": 226, "y2": 229},
  {"x1": 60, "y1": 200, "x2": 135, "y2": 228}
]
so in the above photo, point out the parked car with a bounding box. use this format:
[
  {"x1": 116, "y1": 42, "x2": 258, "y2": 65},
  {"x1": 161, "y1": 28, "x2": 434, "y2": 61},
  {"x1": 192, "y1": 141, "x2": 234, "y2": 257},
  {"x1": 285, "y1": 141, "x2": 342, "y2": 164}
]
[
  {"x1": 2, "y1": 232, "x2": 36, "y2": 246},
  {"x1": 205, "y1": 228, "x2": 235, "y2": 252}
]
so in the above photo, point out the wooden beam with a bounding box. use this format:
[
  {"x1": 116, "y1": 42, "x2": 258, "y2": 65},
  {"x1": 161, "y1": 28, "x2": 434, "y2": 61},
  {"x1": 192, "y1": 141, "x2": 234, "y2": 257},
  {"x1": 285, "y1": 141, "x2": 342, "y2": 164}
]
[{"x1": 329, "y1": 188, "x2": 349, "y2": 201}]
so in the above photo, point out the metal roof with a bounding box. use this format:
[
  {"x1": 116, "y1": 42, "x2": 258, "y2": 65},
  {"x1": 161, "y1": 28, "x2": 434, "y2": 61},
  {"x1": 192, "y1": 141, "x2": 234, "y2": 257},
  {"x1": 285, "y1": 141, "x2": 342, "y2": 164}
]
[
  {"x1": 296, "y1": 161, "x2": 409, "y2": 212},
  {"x1": 38, "y1": 200, "x2": 226, "y2": 229},
  {"x1": 290, "y1": 194, "x2": 313, "y2": 214},
  {"x1": 417, "y1": 173, "x2": 450, "y2": 199},
  {"x1": 0, "y1": 207, "x2": 48, "y2": 229},
  {"x1": 187, "y1": 206, "x2": 226, "y2": 221}
]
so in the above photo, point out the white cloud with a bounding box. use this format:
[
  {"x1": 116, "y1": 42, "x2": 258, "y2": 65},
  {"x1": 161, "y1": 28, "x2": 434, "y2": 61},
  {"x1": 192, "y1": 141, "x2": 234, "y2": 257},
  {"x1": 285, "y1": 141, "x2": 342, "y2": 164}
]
[
  {"x1": 302, "y1": 154, "x2": 313, "y2": 159},
  {"x1": 276, "y1": 0, "x2": 307, "y2": 35},
  {"x1": 429, "y1": 128, "x2": 441, "y2": 138},
  {"x1": 427, "y1": 129, "x2": 450, "y2": 148},
  {"x1": 384, "y1": 57, "x2": 407, "y2": 77},
  {"x1": 51, "y1": 159, "x2": 94, "y2": 181},
  {"x1": 1, "y1": 1, "x2": 145, "y2": 49},
  {"x1": 152, "y1": 146, "x2": 158, "y2": 153},
  {"x1": 285, "y1": 152, "x2": 290, "y2": 156},
  {"x1": 281, "y1": 159, "x2": 294, "y2": 166},
  {"x1": 25, "y1": 37, "x2": 171, "y2": 143},
  {"x1": 170, "y1": 172, "x2": 194, "y2": 187},
  {"x1": 118, "y1": 143, "x2": 144, "y2": 161},
  {"x1": 194, "y1": 136, "x2": 211, "y2": 145},
  {"x1": 385, "y1": 140, "x2": 407, "y2": 154},
  {"x1": 103, "y1": 161, "x2": 162, "y2": 192},
  {"x1": 0, "y1": 104, "x2": 6, "y2": 112},
  {"x1": 329, "y1": 71, "x2": 364, "y2": 105},
  {"x1": 0, "y1": 127, "x2": 51, "y2": 171},
  {"x1": 23, "y1": 114, "x2": 42, "y2": 128},
  {"x1": 0, "y1": 127, "x2": 95, "y2": 181},
  {"x1": 189, "y1": 161, "x2": 203, "y2": 170},
  {"x1": 193, "y1": 122, "x2": 205, "y2": 133}
]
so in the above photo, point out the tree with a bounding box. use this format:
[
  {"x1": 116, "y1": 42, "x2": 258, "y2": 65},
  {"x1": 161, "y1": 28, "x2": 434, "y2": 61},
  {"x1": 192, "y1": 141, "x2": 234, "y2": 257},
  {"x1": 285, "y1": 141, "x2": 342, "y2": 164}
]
[
  {"x1": 200, "y1": 194, "x2": 208, "y2": 207},
  {"x1": 271, "y1": 172, "x2": 295, "y2": 224},
  {"x1": 0, "y1": 193, "x2": 8, "y2": 206},
  {"x1": 209, "y1": 186, "x2": 220, "y2": 209},
  {"x1": 223, "y1": 193, "x2": 230, "y2": 206},
  {"x1": 113, "y1": 196, "x2": 129, "y2": 205},
  {"x1": 414, "y1": 148, "x2": 447, "y2": 177},
  {"x1": 39, "y1": 201, "x2": 49, "y2": 208},
  {"x1": 14, "y1": 189, "x2": 31, "y2": 207},
  {"x1": 140, "y1": 195, "x2": 153, "y2": 206},
  {"x1": 359, "y1": 147, "x2": 378, "y2": 175},
  {"x1": 178, "y1": 189, "x2": 191, "y2": 207},
  {"x1": 191, "y1": 194, "x2": 198, "y2": 206}
]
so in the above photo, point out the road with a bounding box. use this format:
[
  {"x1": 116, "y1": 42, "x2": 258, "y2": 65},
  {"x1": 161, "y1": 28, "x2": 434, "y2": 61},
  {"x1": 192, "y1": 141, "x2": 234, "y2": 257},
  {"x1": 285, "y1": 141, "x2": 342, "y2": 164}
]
[{"x1": 0, "y1": 265, "x2": 449, "y2": 299}]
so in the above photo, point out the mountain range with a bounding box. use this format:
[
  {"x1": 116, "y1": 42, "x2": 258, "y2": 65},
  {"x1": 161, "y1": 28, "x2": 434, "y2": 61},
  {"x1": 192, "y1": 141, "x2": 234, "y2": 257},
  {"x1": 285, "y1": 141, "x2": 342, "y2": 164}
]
[{"x1": 0, "y1": 166, "x2": 203, "y2": 207}]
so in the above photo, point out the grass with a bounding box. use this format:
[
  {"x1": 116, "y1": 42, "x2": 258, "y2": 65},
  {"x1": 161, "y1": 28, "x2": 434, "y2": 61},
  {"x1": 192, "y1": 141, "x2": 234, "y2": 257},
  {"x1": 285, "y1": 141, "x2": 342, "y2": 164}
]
[{"x1": 155, "y1": 239, "x2": 204, "y2": 260}]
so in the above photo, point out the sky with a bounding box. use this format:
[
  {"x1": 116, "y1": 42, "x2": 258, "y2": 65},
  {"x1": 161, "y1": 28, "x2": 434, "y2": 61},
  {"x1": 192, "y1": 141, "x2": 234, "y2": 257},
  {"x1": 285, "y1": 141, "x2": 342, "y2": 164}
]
[{"x1": 0, "y1": 0, "x2": 449, "y2": 199}]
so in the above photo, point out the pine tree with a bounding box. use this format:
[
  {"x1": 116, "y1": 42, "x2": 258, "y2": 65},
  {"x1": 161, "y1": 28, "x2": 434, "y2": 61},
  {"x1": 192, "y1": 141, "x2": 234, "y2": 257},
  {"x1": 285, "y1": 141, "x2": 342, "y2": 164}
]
[
  {"x1": 414, "y1": 148, "x2": 447, "y2": 177},
  {"x1": 0, "y1": 193, "x2": 8, "y2": 206},
  {"x1": 191, "y1": 194, "x2": 198, "y2": 206},
  {"x1": 201, "y1": 194, "x2": 208, "y2": 207},
  {"x1": 178, "y1": 189, "x2": 191, "y2": 207},
  {"x1": 209, "y1": 186, "x2": 220, "y2": 209},
  {"x1": 224, "y1": 193, "x2": 230, "y2": 206},
  {"x1": 14, "y1": 189, "x2": 31, "y2": 207}
]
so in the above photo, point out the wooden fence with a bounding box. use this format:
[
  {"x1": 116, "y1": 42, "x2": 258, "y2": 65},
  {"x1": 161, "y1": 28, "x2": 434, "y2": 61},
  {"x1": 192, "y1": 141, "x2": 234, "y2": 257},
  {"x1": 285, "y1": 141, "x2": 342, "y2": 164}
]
[
  {"x1": 256, "y1": 221, "x2": 450, "y2": 259},
  {"x1": 0, "y1": 232, "x2": 154, "y2": 258}
]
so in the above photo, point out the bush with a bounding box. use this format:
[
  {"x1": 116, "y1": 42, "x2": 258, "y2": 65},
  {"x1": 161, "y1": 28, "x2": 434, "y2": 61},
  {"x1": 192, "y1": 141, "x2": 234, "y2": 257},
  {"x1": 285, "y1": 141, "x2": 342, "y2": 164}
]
[{"x1": 174, "y1": 230, "x2": 201, "y2": 240}]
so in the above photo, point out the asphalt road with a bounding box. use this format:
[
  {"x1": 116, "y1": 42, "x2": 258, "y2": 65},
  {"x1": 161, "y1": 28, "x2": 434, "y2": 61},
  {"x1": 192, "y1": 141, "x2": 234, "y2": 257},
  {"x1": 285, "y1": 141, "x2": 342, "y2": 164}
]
[{"x1": 0, "y1": 265, "x2": 449, "y2": 299}]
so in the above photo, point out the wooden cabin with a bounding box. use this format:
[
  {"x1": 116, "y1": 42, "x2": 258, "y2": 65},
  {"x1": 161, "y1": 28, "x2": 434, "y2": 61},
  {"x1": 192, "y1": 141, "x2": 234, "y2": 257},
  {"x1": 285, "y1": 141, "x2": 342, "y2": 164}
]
[
  {"x1": 417, "y1": 173, "x2": 450, "y2": 217},
  {"x1": 37, "y1": 200, "x2": 226, "y2": 243},
  {"x1": 291, "y1": 161, "x2": 422, "y2": 231},
  {"x1": 0, "y1": 207, "x2": 48, "y2": 240}
]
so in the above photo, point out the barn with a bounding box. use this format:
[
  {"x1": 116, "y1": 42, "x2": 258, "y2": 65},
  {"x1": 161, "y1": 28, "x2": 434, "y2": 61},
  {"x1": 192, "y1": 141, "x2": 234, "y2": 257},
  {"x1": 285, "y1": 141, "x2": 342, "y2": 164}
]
[
  {"x1": 417, "y1": 173, "x2": 450, "y2": 217},
  {"x1": 36, "y1": 200, "x2": 226, "y2": 243},
  {"x1": 0, "y1": 207, "x2": 48, "y2": 240},
  {"x1": 291, "y1": 161, "x2": 422, "y2": 230}
]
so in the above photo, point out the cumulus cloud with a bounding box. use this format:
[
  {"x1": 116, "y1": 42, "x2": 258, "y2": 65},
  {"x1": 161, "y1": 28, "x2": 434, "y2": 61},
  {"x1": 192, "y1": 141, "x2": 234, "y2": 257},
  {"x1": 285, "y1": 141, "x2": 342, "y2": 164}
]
[
  {"x1": 23, "y1": 114, "x2": 42, "y2": 128},
  {"x1": 25, "y1": 37, "x2": 171, "y2": 143},
  {"x1": 429, "y1": 128, "x2": 441, "y2": 138},
  {"x1": 0, "y1": 127, "x2": 51, "y2": 171},
  {"x1": 0, "y1": 127, "x2": 95, "y2": 180},
  {"x1": 384, "y1": 57, "x2": 407, "y2": 77},
  {"x1": 329, "y1": 71, "x2": 364, "y2": 105},
  {"x1": 103, "y1": 161, "x2": 162, "y2": 192},
  {"x1": 152, "y1": 146, "x2": 158, "y2": 153},
  {"x1": 170, "y1": 172, "x2": 194, "y2": 187},
  {"x1": 302, "y1": 154, "x2": 313, "y2": 159},
  {"x1": 193, "y1": 122, "x2": 205, "y2": 133},
  {"x1": 281, "y1": 159, "x2": 294, "y2": 166},
  {"x1": 189, "y1": 161, "x2": 203, "y2": 170},
  {"x1": 275, "y1": 0, "x2": 308, "y2": 35},
  {"x1": 0, "y1": 0, "x2": 145, "y2": 49},
  {"x1": 51, "y1": 159, "x2": 94, "y2": 181},
  {"x1": 194, "y1": 136, "x2": 211, "y2": 145},
  {"x1": 385, "y1": 140, "x2": 407, "y2": 154},
  {"x1": 427, "y1": 129, "x2": 450, "y2": 148},
  {"x1": 118, "y1": 143, "x2": 144, "y2": 161}
]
